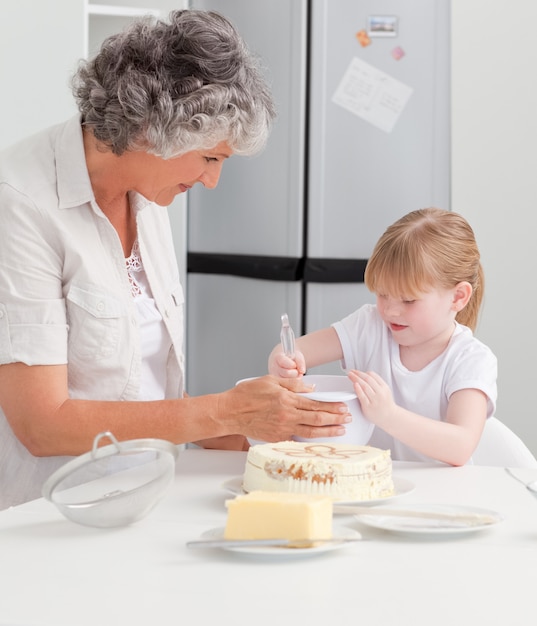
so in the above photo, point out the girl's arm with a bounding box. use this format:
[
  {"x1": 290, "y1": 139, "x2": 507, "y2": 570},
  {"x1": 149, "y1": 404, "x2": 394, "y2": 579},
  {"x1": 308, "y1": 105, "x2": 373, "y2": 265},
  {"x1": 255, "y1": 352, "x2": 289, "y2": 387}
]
[{"x1": 348, "y1": 369, "x2": 487, "y2": 465}]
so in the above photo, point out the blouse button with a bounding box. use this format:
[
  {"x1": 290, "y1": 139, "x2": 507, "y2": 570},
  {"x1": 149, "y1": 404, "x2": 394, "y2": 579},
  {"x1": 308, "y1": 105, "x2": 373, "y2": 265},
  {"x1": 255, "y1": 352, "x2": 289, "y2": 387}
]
[{"x1": 97, "y1": 301, "x2": 105, "y2": 312}]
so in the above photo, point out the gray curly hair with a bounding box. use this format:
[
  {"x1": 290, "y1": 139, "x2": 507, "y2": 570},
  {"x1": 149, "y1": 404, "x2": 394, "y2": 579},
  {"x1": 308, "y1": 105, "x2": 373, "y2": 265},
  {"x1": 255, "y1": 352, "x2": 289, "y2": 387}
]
[{"x1": 72, "y1": 10, "x2": 276, "y2": 158}]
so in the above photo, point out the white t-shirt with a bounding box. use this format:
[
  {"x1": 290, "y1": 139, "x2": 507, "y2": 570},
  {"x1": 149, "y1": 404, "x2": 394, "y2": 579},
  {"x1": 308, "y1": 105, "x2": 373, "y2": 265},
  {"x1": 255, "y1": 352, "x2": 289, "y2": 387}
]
[
  {"x1": 333, "y1": 304, "x2": 498, "y2": 462},
  {"x1": 0, "y1": 116, "x2": 185, "y2": 508}
]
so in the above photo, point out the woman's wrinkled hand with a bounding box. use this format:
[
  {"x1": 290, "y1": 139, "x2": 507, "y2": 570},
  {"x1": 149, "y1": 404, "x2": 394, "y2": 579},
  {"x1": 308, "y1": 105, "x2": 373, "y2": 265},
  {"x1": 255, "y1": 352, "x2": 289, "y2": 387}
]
[{"x1": 220, "y1": 375, "x2": 352, "y2": 442}]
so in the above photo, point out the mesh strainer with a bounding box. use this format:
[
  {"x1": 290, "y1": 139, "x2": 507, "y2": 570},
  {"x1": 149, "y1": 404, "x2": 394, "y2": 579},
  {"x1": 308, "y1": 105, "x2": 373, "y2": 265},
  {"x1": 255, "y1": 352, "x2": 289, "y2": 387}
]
[{"x1": 42, "y1": 431, "x2": 178, "y2": 528}]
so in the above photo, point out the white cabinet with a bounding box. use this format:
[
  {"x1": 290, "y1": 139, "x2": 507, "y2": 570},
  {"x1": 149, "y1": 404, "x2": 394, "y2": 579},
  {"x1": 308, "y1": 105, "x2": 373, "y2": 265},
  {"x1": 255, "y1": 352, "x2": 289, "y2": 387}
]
[
  {"x1": 86, "y1": 1, "x2": 188, "y2": 56},
  {"x1": 86, "y1": 2, "x2": 163, "y2": 58}
]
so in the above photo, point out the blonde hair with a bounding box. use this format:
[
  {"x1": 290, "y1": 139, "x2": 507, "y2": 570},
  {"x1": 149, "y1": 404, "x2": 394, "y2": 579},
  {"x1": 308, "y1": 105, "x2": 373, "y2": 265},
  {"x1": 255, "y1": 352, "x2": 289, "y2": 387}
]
[{"x1": 364, "y1": 208, "x2": 484, "y2": 331}]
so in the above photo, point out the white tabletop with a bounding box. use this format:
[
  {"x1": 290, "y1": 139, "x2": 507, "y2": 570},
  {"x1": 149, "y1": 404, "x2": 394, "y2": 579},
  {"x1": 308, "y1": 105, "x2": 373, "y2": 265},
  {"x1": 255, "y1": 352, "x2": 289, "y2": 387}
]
[{"x1": 0, "y1": 449, "x2": 536, "y2": 626}]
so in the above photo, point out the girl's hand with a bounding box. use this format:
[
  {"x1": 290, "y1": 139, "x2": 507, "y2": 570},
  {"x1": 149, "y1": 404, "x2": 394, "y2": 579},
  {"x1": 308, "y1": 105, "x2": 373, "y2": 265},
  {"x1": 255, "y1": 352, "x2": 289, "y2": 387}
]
[
  {"x1": 348, "y1": 369, "x2": 397, "y2": 425},
  {"x1": 268, "y1": 348, "x2": 306, "y2": 378}
]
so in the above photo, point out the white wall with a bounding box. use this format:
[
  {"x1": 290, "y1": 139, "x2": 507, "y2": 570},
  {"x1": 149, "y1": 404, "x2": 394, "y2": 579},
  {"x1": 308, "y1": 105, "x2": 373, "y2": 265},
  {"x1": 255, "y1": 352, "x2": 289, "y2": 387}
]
[
  {"x1": 451, "y1": 0, "x2": 537, "y2": 454},
  {"x1": 0, "y1": 0, "x2": 82, "y2": 150}
]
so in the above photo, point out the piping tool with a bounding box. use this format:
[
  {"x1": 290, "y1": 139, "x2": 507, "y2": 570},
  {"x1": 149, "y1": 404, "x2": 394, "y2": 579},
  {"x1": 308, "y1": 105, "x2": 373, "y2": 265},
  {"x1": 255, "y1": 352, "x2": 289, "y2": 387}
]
[{"x1": 280, "y1": 313, "x2": 296, "y2": 358}]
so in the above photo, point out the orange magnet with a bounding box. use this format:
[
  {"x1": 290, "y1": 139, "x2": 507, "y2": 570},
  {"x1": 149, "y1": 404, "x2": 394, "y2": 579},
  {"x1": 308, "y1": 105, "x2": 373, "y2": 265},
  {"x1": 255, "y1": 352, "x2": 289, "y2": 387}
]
[{"x1": 356, "y1": 30, "x2": 371, "y2": 47}]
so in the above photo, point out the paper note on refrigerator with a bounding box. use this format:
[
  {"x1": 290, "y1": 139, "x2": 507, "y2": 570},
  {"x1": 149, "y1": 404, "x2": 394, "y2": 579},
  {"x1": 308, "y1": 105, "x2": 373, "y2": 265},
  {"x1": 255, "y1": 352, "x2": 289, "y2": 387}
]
[{"x1": 332, "y1": 57, "x2": 413, "y2": 133}]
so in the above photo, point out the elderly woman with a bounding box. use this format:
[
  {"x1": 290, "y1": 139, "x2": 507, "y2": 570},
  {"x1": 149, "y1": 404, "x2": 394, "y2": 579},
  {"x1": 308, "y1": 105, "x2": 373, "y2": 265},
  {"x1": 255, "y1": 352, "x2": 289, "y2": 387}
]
[{"x1": 0, "y1": 10, "x2": 350, "y2": 509}]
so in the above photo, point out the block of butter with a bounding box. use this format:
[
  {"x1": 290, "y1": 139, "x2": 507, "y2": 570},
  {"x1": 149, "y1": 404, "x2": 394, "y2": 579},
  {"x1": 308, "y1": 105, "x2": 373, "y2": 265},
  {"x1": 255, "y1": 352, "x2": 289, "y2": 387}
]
[{"x1": 224, "y1": 490, "x2": 333, "y2": 541}]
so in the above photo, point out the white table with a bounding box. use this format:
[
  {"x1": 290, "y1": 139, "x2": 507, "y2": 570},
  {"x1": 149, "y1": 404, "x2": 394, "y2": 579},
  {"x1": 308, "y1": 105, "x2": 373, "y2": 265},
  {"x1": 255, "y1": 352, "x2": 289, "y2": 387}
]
[{"x1": 0, "y1": 449, "x2": 536, "y2": 626}]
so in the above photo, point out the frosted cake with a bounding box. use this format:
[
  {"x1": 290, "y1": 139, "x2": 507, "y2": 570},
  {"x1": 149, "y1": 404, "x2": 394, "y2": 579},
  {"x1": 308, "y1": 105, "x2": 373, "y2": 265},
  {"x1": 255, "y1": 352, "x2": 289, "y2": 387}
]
[{"x1": 243, "y1": 441, "x2": 394, "y2": 501}]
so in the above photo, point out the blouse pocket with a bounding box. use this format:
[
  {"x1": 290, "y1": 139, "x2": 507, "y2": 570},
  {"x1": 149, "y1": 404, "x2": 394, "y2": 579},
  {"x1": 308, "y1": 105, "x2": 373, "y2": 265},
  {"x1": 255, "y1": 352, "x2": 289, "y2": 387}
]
[{"x1": 66, "y1": 284, "x2": 124, "y2": 360}]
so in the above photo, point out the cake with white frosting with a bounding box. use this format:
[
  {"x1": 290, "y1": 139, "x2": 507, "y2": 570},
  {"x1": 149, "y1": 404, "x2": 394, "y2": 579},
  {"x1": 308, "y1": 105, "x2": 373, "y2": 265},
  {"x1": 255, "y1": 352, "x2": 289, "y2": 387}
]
[{"x1": 243, "y1": 441, "x2": 394, "y2": 501}]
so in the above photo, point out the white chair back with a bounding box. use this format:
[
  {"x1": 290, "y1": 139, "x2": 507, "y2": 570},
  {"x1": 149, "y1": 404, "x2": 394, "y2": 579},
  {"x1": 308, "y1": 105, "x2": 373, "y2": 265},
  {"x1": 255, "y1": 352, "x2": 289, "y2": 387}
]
[{"x1": 471, "y1": 417, "x2": 537, "y2": 468}]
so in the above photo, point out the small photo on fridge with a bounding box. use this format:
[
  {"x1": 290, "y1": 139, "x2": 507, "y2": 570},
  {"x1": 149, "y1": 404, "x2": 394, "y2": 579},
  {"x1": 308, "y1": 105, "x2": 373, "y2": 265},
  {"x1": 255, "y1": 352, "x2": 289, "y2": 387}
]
[{"x1": 367, "y1": 15, "x2": 398, "y2": 38}]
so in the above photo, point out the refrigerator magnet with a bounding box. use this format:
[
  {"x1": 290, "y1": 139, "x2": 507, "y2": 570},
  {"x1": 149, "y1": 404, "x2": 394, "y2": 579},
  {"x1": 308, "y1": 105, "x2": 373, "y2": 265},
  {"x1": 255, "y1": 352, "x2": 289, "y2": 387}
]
[
  {"x1": 367, "y1": 15, "x2": 398, "y2": 38},
  {"x1": 355, "y1": 30, "x2": 371, "y2": 47},
  {"x1": 391, "y1": 46, "x2": 405, "y2": 61}
]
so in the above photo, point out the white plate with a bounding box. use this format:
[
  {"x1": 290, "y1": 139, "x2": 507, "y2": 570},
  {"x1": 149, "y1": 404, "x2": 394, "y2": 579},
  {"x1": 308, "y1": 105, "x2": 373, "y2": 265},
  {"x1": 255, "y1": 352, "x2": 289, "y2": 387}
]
[
  {"x1": 221, "y1": 476, "x2": 415, "y2": 507},
  {"x1": 198, "y1": 526, "x2": 361, "y2": 557},
  {"x1": 355, "y1": 504, "x2": 503, "y2": 535}
]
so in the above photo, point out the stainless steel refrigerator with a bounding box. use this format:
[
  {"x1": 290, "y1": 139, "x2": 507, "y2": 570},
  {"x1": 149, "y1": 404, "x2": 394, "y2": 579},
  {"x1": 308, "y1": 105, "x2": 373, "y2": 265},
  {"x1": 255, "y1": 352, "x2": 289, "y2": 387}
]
[{"x1": 186, "y1": 0, "x2": 450, "y2": 394}]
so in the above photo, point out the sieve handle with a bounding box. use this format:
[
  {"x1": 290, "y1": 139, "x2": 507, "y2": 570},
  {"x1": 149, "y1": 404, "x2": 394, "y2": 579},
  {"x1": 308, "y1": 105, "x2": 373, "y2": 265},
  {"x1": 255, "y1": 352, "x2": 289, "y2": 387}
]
[{"x1": 91, "y1": 431, "x2": 122, "y2": 457}]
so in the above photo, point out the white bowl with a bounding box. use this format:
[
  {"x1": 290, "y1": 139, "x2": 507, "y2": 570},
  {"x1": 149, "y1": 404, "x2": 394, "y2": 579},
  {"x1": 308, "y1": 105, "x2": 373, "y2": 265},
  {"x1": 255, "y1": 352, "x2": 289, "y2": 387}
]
[
  {"x1": 294, "y1": 374, "x2": 374, "y2": 445},
  {"x1": 236, "y1": 374, "x2": 374, "y2": 446}
]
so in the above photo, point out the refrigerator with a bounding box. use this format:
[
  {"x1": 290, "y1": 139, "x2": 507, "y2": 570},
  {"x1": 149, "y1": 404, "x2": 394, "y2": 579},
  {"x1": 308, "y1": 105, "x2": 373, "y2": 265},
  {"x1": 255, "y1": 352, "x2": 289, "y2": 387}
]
[{"x1": 186, "y1": 0, "x2": 450, "y2": 395}]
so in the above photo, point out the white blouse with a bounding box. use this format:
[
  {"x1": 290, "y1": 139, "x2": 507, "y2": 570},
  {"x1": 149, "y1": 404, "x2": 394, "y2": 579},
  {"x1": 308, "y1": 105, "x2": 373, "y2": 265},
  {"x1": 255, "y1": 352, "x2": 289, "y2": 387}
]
[
  {"x1": 0, "y1": 116, "x2": 185, "y2": 508},
  {"x1": 126, "y1": 239, "x2": 171, "y2": 401}
]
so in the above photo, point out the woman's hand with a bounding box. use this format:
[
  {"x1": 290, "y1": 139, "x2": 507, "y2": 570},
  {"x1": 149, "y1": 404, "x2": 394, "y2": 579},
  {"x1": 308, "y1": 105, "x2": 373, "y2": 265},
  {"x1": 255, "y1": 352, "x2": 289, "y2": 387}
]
[{"x1": 220, "y1": 375, "x2": 351, "y2": 442}]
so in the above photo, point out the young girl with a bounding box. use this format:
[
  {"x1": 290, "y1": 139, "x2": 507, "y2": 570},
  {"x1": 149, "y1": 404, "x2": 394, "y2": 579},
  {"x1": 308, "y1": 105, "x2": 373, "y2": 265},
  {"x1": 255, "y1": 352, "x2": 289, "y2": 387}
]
[{"x1": 268, "y1": 208, "x2": 497, "y2": 466}]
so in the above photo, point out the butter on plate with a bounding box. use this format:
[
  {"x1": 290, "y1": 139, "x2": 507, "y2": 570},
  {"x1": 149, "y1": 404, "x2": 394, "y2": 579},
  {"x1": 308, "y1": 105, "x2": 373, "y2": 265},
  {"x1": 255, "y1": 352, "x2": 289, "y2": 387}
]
[{"x1": 224, "y1": 491, "x2": 333, "y2": 542}]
